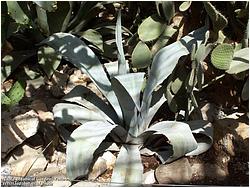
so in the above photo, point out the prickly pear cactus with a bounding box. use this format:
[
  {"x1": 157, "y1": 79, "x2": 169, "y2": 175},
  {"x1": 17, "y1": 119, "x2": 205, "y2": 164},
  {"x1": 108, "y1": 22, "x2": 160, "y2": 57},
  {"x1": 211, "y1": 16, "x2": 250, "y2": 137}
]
[
  {"x1": 203, "y1": 2, "x2": 228, "y2": 33},
  {"x1": 138, "y1": 15, "x2": 165, "y2": 42},
  {"x1": 211, "y1": 44, "x2": 234, "y2": 70}
]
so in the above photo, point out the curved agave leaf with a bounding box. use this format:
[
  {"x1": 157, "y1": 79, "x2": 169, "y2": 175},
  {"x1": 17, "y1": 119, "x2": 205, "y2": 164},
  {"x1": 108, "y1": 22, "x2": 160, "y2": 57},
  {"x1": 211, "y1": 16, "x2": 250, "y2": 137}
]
[
  {"x1": 110, "y1": 144, "x2": 143, "y2": 186},
  {"x1": 66, "y1": 121, "x2": 117, "y2": 180},
  {"x1": 116, "y1": 10, "x2": 129, "y2": 75},
  {"x1": 111, "y1": 73, "x2": 145, "y2": 136},
  {"x1": 141, "y1": 27, "x2": 207, "y2": 131},
  {"x1": 143, "y1": 26, "x2": 207, "y2": 103},
  {"x1": 62, "y1": 85, "x2": 119, "y2": 124},
  {"x1": 104, "y1": 62, "x2": 118, "y2": 78},
  {"x1": 40, "y1": 33, "x2": 123, "y2": 121},
  {"x1": 112, "y1": 73, "x2": 145, "y2": 110},
  {"x1": 53, "y1": 103, "x2": 110, "y2": 125},
  {"x1": 145, "y1": 85, "x2": 167, "y2": 126},
  {"x1": 186, "y1": 120, "x2": 213, "y2": 156},
  {"x1": 226, "y1": 47, "x2": 249, "y2": 74},
  {"x1": 141, "y1": 121, "x2": 198, "y2": 164}
]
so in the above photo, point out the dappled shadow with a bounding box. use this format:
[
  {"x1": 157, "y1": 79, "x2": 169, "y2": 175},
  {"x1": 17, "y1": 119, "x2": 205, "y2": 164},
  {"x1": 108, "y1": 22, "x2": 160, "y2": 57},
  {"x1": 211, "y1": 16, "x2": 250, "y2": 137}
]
[{"x1": 189, "y1": 116, "x2": 249, "y2": 185}]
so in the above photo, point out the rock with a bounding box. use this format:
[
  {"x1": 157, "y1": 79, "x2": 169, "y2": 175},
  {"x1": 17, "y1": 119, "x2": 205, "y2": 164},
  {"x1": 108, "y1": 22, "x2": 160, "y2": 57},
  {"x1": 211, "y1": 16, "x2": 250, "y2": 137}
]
[
  {"x1": 213, "y1": 118, "x2": 249, "y2": 157},
  {"x1": 66, "y1": 69, "x2": 90, "y2": 93},
  {"x1": 7, "y1": 145, "x2": 48, "y2": 176},
  {"x1": 88, "y1": 157, "x2": 107, "y2": 181},
  {"x1": 143, "y1": 170, "x2": 156, "y2": 184},
  {"x1": 30, "y1": 100, "x2": 54, "y2": 122},
  {"x1": 36, "y1": 162, "x2": 66, "y2": 179},
  {"x1": 53, "y1": 181, "x2": 71, "y2": 187},
  {"x1": 26, "y1": 77, "x2": 45, "y2": 97},
  {"x1": 1, "y1": 164, "x2": 11, "y2": 176},
  {"x1": 191, "y1": 162, "x2": 227, "y2": 181},
  {"x1": 190, "y1": 103, "x2": 216, "y2": 122},
  {"x1": 1, "y1": 110, "x2": 39, "y2": 158},
  {"x1": 72, "y1": 181, "x2": 108, "y2": 187},
  {"x1": 51, "y1": 70, "x2": 69, "y2": 87},
  {"x1": 88, "y1": 151, "x2": 116, "y2": 180},
  {"x1": 30, "y1": 100, "x2": 48, "y2": 112},
  {"x1": 155, "y1": 158, "x2": 192, "y2": 184},
  {"x1": 101, "y1": 151, "x2": 116, "y2": 170},
  {"x1": 51, "y1": 85, "x2": 65, "y2": 98}
]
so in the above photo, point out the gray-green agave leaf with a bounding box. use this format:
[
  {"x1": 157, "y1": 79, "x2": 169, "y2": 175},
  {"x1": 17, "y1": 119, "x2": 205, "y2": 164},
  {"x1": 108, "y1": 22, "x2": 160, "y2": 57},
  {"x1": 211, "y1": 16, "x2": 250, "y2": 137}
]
[
  {"x1": 141, "y1": 121, "x2": 198, "y2": 163},
  {"x1": 40, "y1": 32, "x2": 123, "y2": 121},
  {"x1": 226, "y1": 47, "x2": 249, "y2": 74},
  {"x1": 66, "y1": 121, "x2": 117, "y2": 180},
  {"x1": 186, "y1": 120, "x2": 213, "y2": 156},
  {"x1": 140, "y1": 26, "x2": 208, "y2": 132},
  {"x1": 110, "y1": 144, "x2": 143, "y2": 186}
]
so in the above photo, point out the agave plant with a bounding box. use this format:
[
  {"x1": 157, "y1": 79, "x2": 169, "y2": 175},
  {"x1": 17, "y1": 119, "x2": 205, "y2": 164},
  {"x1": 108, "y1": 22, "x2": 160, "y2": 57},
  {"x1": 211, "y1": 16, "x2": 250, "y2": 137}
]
[{"x1": 40, "y1": 11, "x2": 213, "y2": 186}]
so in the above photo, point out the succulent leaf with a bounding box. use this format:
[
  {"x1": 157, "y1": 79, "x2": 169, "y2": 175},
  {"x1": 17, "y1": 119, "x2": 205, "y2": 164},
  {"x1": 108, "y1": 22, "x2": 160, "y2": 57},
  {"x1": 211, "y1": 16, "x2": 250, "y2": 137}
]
[
  {"x1": 33, "y1": 1, "x2": 57, "y2": 12},
  {"x1": 81, "y1": 29, "x2": 103, "y2": 51},
  {"x1": 66, "y1": 121, "x2": 117, "y2": 180},
  {"x1": 110, "y1": 144, "x2": 143, "y2": 186},
  {"x1": 62, "y1": 85, "x2": 119, "y2": 124},
  {"x1": 179, "y1": 1, "x2": 192, "y2": 12},
  {"x1": 40, "y1": 32, "x2": 123, "y2": 121},
  {"x1": 38, "y1": 46, "x2": 61, "y2": 78},
  {"x1": 186, "y1": 120, "x2": 213, "y2": 156},
  {"x1": 143, "y1": 121, "x2": 198, "y2": 163},
  {"x1": 203, "y1": 2, "x2": 228, "y2": 33},
  {"x1": 226, "y1": 47, "x2": 249, "y2": 74},
  {"x1": 6, "y1": 1, "x2": 29, "y2": 25},
  {"x1": 116, "y1": 10, "x2": 129, "y2": 74},
  {"x1": 138, "y1": 14, "x2": 165, "y2": 42},
  {"x1": 211, "y1": 44, "x2": 234, "y2": 70},
  {"x1": 132, "y1": 41, "x2": 152, "y2": 69},
  {"x1": 241, "y1": 78, "x2": 249, "y2": 101}
]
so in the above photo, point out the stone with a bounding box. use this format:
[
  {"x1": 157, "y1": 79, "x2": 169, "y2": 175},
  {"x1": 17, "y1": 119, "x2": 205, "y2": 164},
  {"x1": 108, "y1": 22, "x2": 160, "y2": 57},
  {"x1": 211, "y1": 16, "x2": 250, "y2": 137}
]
[
  {"x1": 7, "y1": 145, "x2": 48, "y2": 176},
  {"x1": 155, "y1": 158, "x2": 192, "y2": 184},
  {"x1": 88, "y1": 157, "x2": 107, "y2": 181},
  {"x1": 143, "y1": 170, "x2": 156, "y2": 184},
  {"x1": 36, "y1": 162, "x2": 66, "y2": 179},
  {"x1": 190, "y1": 103, "x2": 216, "y2": 122},
  {"x1": 52, "y1": 181, "x2": 71, "y2": 187},
  {"x1": 191, "y1": 162, "x2": 227, "y2": 181},
  {"x1": 102, "y1": 151, "x2": 116, "y2": 170},
  {"x1": 1, "y1": 110, "x2": 39, "y2": 158},
  {"x1": 72, "y1": 181, "x2": 108, "y2": 187},
  {"x1": 213, "y1": 118, "x2": 249, "y2": 157},
  {"x1": 30, "y1": 99, "x2": 48, "y2": 112}
]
